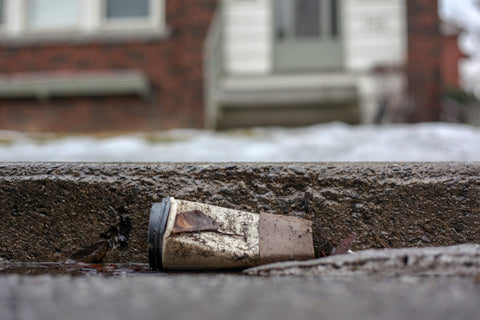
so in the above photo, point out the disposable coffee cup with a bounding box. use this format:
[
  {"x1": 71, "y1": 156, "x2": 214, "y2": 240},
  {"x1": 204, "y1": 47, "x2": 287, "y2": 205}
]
[{"x1": 148, "y1": 197, "x2": 314, "y2": 270}]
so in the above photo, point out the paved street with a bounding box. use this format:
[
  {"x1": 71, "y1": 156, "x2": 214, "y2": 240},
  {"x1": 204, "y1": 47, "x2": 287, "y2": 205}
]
[{"x1": 0, "y1": 274, "x2": 479, "y2": 320}]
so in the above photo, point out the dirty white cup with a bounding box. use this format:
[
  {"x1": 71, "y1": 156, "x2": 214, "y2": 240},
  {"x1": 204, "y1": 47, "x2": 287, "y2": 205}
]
[{"x1": 148, "y1": 197, "x2": 314, "y2": 270}]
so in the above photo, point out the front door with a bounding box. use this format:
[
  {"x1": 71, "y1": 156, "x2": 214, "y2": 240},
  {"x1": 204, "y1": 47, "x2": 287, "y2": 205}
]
[{"x1": 273, "y1": 0, "x2": 343, "y2": 71}]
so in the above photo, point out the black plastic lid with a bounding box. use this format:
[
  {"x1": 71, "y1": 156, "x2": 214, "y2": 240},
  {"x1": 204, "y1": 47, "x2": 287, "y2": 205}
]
[{"x1": 148, "y1": 197, "x2": 171, "y2": 270}]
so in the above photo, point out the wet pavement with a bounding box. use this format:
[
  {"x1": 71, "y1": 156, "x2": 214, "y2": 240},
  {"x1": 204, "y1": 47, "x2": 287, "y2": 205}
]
[
  {"x1": 2, "y1": 244, "x2": 480, "y2": 320},
  {"x1": 0, "y1": 273, "x2": 479, "y2": 320},
  {"x1": 0, "y1": 262, "x2": 156, "y2": 277}
]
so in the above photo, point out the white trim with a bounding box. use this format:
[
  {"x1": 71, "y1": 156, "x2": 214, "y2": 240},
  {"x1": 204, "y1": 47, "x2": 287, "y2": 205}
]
[
  {"x1": 4, "y1": 0, "x2": 26, "y2": 36},
  {"x1": 81, "y1": 0, "x2": 99, "y2": 32}
]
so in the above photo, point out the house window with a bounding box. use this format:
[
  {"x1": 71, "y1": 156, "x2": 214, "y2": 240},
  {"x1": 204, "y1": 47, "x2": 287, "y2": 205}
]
[
  {"x1": 106, "y1": 0, "x2": 150, "y2": 19},
  {"x1": 28, "y1": 0, "x2": 79, "y2": 29},
  {"x1": 0, "y1": 0, "x2": 165, "y2": 39},
  {"x1": 102, "y1": 0, "x2": 161, "y2": 31},
  {"x1": 294, "y1": 0, "x2": 321, "y2": 37}
]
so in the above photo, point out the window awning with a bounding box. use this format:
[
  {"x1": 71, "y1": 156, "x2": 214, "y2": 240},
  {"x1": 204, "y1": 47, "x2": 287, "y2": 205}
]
[{"x1": 0, "y1": 70, "x2": 150, "y2": 99}]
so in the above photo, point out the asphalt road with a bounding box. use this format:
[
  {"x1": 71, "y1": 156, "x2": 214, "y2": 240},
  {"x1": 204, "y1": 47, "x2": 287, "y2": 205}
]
[{"x1": 0, "y1": 274, "x2": 479, "y2": 320}]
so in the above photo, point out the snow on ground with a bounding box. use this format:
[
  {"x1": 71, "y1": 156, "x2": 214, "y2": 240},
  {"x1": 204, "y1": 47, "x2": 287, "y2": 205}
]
[{"x1": 0, "y1": 122, "x2": 479, "y2": 162}]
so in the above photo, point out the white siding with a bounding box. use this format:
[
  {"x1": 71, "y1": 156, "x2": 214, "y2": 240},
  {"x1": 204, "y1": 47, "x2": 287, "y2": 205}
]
[
  {"x1": 223, "y1": 0, "x2": 272, "y2": 74},
  {"x1": 223, "y1": 0, "x2": 406, "y2": 74},
  {"x1": 343, "y1": 0, "x2": 407, "y2": 71}
]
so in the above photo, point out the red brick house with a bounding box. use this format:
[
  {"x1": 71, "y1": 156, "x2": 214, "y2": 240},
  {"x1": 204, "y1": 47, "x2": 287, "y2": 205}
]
[
  {"x1": 441, "y1": 20, "x2": 468, "y2": 89},
  {"x1": 0, "y1": 0, "x2": 217, "y2": 132},
  {"x1": 0, "y1": 0, "x2": 463, "y2": 132}
]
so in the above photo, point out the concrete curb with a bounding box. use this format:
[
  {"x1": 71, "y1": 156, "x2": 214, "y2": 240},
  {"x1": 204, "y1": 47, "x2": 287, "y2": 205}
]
[{"x1": 1, "y1": 162, "x2": 479, "y2": 262}]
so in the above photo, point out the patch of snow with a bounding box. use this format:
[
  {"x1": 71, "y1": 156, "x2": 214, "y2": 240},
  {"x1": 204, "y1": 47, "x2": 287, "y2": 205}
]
[{"x1": 0, "y1": 122, "x2": 479, "y2": 162}]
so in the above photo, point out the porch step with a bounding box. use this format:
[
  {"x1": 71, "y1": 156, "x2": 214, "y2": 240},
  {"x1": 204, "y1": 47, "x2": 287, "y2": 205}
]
[{"x1": 216, "y1": 73, "x2": 360, "y2": 129}]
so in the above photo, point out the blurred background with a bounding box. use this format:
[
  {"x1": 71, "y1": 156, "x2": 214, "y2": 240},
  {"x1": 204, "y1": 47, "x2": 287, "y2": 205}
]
[{"x1": 0, "y1": 0, "x2": 479, "y2": 161}]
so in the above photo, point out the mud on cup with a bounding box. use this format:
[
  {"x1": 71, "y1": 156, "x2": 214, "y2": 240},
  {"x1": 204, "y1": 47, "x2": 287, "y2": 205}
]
[{"x1": 148, "y1": 197, "x2": 315, "y2": 270}]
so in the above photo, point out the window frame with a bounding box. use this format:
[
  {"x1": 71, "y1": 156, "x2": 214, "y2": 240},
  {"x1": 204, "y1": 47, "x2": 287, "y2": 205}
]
[
  {"x1": 0, "y1": 0, "x2": 167, "y2": 41},
  {"x1": 100, "y1": 0, "x2": 164, "y2": 33}
]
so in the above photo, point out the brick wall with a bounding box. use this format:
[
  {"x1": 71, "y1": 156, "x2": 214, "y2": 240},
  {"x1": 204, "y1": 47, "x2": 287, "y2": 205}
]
[
  {"x1": 442, "y1": 34, "x2": 465, "y2": 89},
  {"x1": 0, "y1": 0, "x2": 218, "y2": 133},
  {"x1": 407, "y1": 0, "x2": 443, "y2": 122}
]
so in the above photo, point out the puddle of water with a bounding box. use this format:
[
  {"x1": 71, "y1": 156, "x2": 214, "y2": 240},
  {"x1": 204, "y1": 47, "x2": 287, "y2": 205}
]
[
  {"x1": 0, "y1": 262, "x2": 245, "y2": 277},
  {"x1": 0, "y1": 262, "x2": 164, "y2": 277}
]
